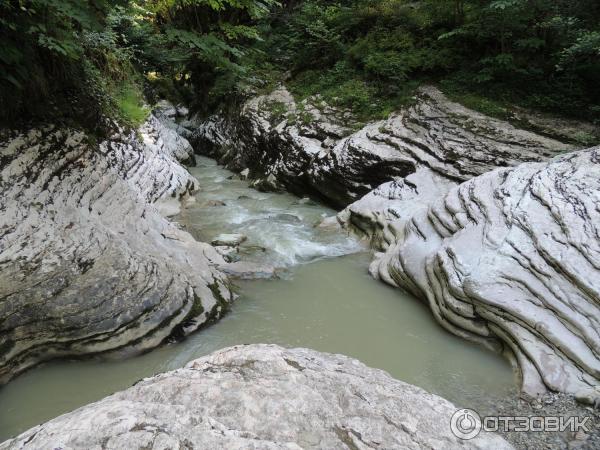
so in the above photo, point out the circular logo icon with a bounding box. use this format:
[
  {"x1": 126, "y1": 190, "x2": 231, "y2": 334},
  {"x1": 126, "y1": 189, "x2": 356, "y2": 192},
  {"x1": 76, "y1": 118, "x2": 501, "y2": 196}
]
[{"x1": 450, "y1": 408, "x2": 482, "y2": 440}]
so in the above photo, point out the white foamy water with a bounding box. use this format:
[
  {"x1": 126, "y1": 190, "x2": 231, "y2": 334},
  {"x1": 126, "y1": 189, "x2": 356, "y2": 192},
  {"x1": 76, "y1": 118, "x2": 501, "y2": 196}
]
[{"x1": 179, "y1": 156, "x2": 364, "y2": 269}]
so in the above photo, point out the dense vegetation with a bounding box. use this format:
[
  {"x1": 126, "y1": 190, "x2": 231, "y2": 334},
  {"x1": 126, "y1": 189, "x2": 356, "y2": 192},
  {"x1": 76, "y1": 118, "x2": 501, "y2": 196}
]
[
  {"x1": 0, "y1": 0, "x2": 275, "y2": 129},
  {"x1": 1, "y1": 0, "x2": 599, "y2": 130},
  {"x1": 253, "y1": 0, "x2": 600, "y2": 125}
]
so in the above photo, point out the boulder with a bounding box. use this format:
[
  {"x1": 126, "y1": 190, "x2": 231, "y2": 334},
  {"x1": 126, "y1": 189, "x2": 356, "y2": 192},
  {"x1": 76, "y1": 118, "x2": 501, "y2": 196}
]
[
  {"x1": 176, "y1": 105, "x2": 190, "y2": 118},
  {"x1": 211, "y1": 233, "x2": 247, "y2": 247},
  {"x1": 251, "y1": 173, "x2": 280, "y2": 192},
  {"x1": 0, "y1": 113, "x2": 232, "y2": 384},
  {"x1": 153, "y1": 100, "x2": 177, "y2": 118},
  {"x1": 0, "y1": 345, "x2": 512, "y2": 450},
  {"x1": 203, "y1": 199, "x2": 227, "y2": 207},
  {"x1": 295, "y1": 196, "x2": 312, "y2": 205},
  {"x1": 214, "y1": 245, "x2": 239, "y2": 263},
  {"x1": 372, "y1": 148, "x2": 600, "y2": 400},
  {"x1": 315, "y1": 215, "x2": 343, "y2": 232},
  {"x1": 220, "y1": 261, "x2": 277, "y2": 280}
]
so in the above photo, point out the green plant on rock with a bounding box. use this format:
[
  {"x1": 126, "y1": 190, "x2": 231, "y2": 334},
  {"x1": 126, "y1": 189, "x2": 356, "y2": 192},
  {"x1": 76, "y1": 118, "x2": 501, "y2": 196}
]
[
  {"x1": 114, "y1": 82, "x2": 150, "y2": 128},
  {"x1": 264, "y1": 100, "x2": 287, "y2": 123}
]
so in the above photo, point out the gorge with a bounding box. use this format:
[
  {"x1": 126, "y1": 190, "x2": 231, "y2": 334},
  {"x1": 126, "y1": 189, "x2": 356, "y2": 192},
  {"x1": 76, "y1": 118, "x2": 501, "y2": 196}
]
[
  {"x1": 1, "y1": 1, "x2": 600, "y2": 448},
  {"x1": 1, "y1": 90, "x2": 599, "y2": 448}
]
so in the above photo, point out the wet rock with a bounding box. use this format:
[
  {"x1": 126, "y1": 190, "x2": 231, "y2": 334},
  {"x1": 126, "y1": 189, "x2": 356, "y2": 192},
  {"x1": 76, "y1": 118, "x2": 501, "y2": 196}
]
[
  {"x1": 154, "y1": 100, "x2": 177, "y2": 118},
  {"x1": 203, "y1": 199, "x2": 227, "y2": 207},
  {"x1": 296, "y1": 196, "x2": 312, "y2": 205},
  {"x1": 179, "y1": 114, "x2": 202, "y2": 132},
  {"x1": 372, "y1": 148, "x2": 600, "y2": 400},
  {"x1": 250, "y1": 173, "x2": 280, "y2": 192},
  {"x1": 0, "y1": 344, "x2": 513, "y2": 450},
  {"x1": 315, "y1": 215, "x2": 342, "y2": 232},
  {"x1": 239, "y1": 244, "x2": 267, "y2": 254},
  {"x1": 220, "y1": 261, "x2": 277, "y2": 280},
  {"x1": 214, "y1": 245, "x2": 239, "y2": 263},
  {"x1": 211, "y1": 233, "x2": 247, "y2": 247},
  {"x1": 176, "y1": 105, "x2": 189, "y2": 118},
  {"x1": 181, "y1": 195, "x2": 196, "y2": 208},
  {"x1": 272, "y1": 213, "x2": 302, "y2": 223},
  {"x1": 0, "y1": 114, "x2": 232, "y2": 384}
]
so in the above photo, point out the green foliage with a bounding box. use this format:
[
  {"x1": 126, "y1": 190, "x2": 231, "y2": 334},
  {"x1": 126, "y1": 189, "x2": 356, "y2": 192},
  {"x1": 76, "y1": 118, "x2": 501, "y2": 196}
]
[
  {"x1": 144, "y1": 0, "x2": 280, "y2": 112},
  {"x1": 114, "y1": 82, "x2": 150, "y2": 128},
  {"x1": 1, "y1": 0, "x2": 598, "y2": 128},
  {"x1": 264, "y1": 99, "x2": 287, "y2": 123},
  {"x1": 0, "y1": 0, "x2": 278, "y2": 127},
  {"x1": 243, "y1": 0, "x2": 600, "y2": 123},
  {"x1": 0, "y1": 0, "x2": 124, "y2": 126}
]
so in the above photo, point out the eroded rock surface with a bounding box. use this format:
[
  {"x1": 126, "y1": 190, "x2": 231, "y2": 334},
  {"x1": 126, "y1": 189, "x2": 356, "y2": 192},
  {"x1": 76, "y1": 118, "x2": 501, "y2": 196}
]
[
  {"x1": 0, "y1": 344, "x2": 512, "y2": 449},
  {"x1": 0, "y1": 114, "x2": 232, "y2": 384},
  {"x1": 193, "y1": 86, "x2": 600, "y2": 402},
  {"x1": 372, "y1": 148, "x2": 600, "y2": 401},
  {"x1": 193, "y1": 86, "x2": 570, "y2": 213}
]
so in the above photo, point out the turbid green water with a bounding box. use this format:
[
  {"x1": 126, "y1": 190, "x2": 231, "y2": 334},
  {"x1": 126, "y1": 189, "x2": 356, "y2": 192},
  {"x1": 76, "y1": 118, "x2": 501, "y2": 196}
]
[{"x1": 0, "y1": 157, "x2": 515, "y2": 441}]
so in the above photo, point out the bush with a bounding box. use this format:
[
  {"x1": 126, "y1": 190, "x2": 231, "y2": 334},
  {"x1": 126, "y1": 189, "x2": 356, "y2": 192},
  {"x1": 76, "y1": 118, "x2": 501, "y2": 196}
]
[{"x1": 242, "y1": 0, "x2": 600, "y2": 124}]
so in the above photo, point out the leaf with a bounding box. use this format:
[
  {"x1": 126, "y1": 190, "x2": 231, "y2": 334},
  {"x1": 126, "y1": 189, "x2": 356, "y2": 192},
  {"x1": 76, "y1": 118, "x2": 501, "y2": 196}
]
[{"x1": 1, "y1": 73, "x2": 23, "y2": 89}]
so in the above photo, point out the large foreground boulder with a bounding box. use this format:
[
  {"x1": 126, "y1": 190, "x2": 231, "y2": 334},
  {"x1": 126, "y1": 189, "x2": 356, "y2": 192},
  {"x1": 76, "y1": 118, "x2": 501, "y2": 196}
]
[
  {"x1": 373, "y1": 148, "x2": 600, "y2": 401},
  {"x1": 0, "y1": 114, "x2": 232, "y2": 384},
  {"x1": 0, "y1": 344, "x2": 512, "y2": 449}
]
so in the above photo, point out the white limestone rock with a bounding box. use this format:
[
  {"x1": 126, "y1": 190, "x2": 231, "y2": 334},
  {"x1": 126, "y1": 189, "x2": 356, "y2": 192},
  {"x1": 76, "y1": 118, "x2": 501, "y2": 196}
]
[
  {"x1": 373, "y1": 148, "x2": 600, "y2": 400},
  {"x1": 0, "y1": 344, "x2": 513, "y2": 450},
  {"x1": 192, "y1": 86, "x2": 570, "y2": 211},
  {"x1": 0, "y1": 114, "x2": 232, "y2": 384},
  {"x1": 191, "y1": 84, "x2": 600, "y2": 402}
]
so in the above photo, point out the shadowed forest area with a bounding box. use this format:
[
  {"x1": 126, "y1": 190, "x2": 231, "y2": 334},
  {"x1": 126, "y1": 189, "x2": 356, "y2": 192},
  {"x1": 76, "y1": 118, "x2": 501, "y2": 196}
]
[{"x1": 1, "y1": 0, "x2": 599, "y2": 133}]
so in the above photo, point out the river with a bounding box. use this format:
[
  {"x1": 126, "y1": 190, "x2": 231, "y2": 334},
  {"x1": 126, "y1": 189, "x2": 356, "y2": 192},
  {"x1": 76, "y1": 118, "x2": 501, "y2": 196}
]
[{"x1": 0, "y1": 156, "x2": 515, "y2": 441}]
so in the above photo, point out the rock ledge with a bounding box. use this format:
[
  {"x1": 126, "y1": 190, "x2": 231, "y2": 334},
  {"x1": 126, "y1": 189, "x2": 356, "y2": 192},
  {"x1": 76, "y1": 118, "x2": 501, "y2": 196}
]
[{"x1": 0, "y1": 344, "x2": 512, "y2": 449}]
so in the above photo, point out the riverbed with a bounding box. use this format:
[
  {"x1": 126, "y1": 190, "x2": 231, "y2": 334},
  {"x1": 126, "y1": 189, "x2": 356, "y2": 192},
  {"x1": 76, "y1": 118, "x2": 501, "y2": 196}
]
[{"x1": 0, "y1": 156, "x2": 515, "y2": 441}]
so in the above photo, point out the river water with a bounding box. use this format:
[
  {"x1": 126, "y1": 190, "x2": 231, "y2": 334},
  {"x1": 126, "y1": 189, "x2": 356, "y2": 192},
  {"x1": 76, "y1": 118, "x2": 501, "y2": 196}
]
[{"x1": 0, "y1": 156, "x2": 515, "y2": 441}]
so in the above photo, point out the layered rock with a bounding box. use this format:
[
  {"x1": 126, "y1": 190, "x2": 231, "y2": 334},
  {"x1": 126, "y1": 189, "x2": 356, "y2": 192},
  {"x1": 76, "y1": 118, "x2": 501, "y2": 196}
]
[
  {"x1": 193, "y1": 86, "x2": 600, "y2": 401},
  {"x1": 193, "y1": 86, "x2": 570, "y2": 212},
  {"x1": 372, "y1": 148, "x2": 600, "y2": 401},
  {"x1": 0, "y1": 113, "x2": 232, "y2": 384},
  {"x1": 332, "y1": 87, "x2": 574, "y2": 246},
  {"x1": 0, "y1": 344, "x2": 512, "y2": 449}
]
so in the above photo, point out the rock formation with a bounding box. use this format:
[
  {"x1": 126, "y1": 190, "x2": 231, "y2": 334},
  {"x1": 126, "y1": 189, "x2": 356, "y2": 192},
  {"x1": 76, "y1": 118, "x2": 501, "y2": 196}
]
[
  {"x1": 0, "y1": 111, "x2": 232, "y2": 384},
  {"x1": 193, "y1": 86, "x2": 570, "y2": 212},
  {"x1": 193, "y1": 86, "x2": 600, "y2": 401},
  {"x1": 0, "y1": 344, "x2": 512, "y2": 449},
  {"x1": 372, "y1": 148, "x2": 600, "y2": 402}
]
